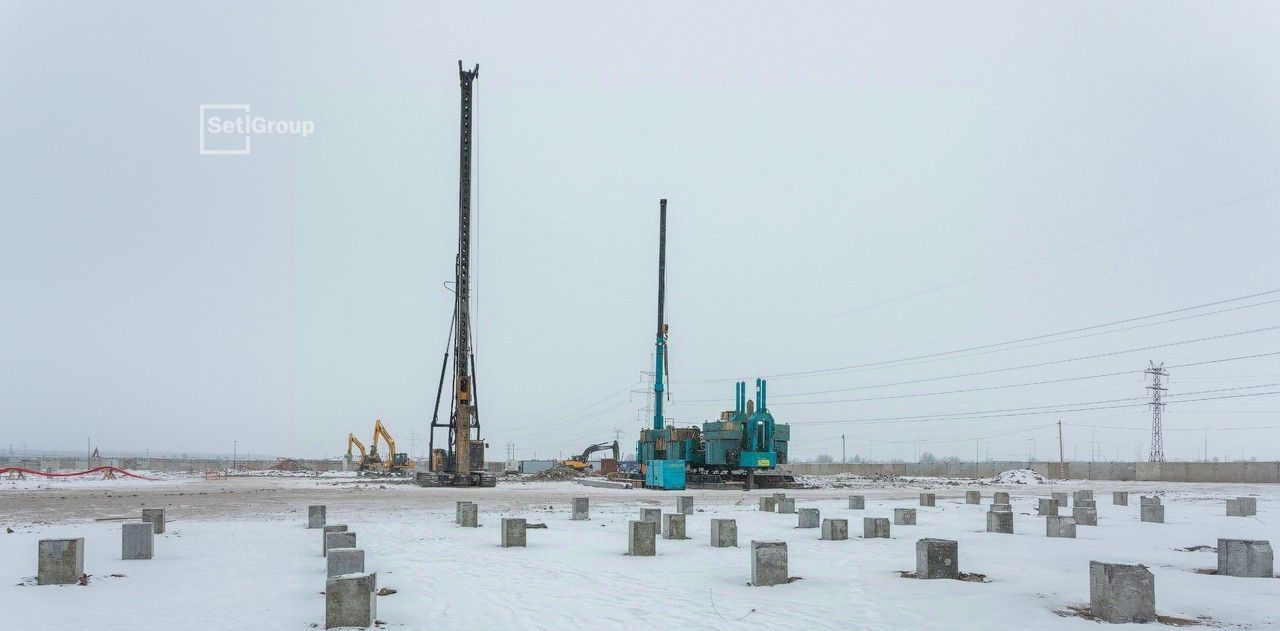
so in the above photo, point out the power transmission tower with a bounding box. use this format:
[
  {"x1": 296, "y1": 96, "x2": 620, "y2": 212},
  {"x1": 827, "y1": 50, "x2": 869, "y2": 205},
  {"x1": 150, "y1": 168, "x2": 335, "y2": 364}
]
[{"x1": 1145, "y1": 361, "x2": 1167, "y2": 462}]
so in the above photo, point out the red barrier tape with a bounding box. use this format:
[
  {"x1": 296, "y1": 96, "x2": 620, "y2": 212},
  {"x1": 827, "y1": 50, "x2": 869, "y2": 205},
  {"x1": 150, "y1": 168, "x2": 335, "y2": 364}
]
[{"x1": 0, "y1": 466, "x2": 159, "y2": 481}]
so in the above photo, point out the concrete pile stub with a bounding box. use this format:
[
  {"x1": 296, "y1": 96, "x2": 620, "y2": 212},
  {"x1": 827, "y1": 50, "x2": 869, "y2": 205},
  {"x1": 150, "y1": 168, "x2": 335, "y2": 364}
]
[
  {"x1": 37, "y1": 538, "x2": 84, "y2": 585},
  {"x1": 864, "y1": 517, "x2": 891, "y2": 538},
  {"x1": 1052, "y1": 492, "x2": 1069, "y2": 507},
  {"x1": 986, "y1": 510, "x2": 1013, "y2": 534},
  {"x1": 1226, "y1": 499, "x2": 1247, "y2": 517},
  {"x1": 848, "y1": 495, "x2": 865, "y2": 509},
  {"x1": 662, "y1": 513, "x2": 688, "y2": 540},
  {"x1": 1235, "y1": 497, "x2": 1258, "y2": 516},
  {"x1": 1046, "y1": 515, "x2": 1076, "y2": 538},
  {"x1": 1217, "y1": 539, "x2": 1273, "y2": 578},
  {"x1": 797, "y1": 508, "x2": 820, "y2": 528},
  {"x1": 1073, "y1": 490, "x2": 1094, "y2": 505},
  {"x1": 457, "y1": 501, "x2": 478, "y2": 527},
  {"x1": 777, "y1": 498, "x2": 796, "y2": 514},
  {"x1": 1089, "y1": 562, "x2": 1155, "y2": 624},
  {"x1": 919, "y1": 493, "x2": 936, "y2": 507},
  {"x1": 821, "y1": 518, "x2": 848, "y2": 540},
  {"x1": 325, "y1": 571, "x2": 376, "y2": 629},
  {"x1": 307, "y1": 505, "x2": 326, "y2": 529},
  {"x1": 915, "y1": 538, "x2": 959, "y2": 579},
  {"x1": 990, "y1": 503, "x2": 1012, "y2": 513},
  {"x1": 759, "y1": 497, "x2": 778, "y2": 512},
  {"x1": 1073, "y1": 506, "x2": 1098, "y2": 526},
  {"x1": 571, "y1": 497, "x2": 589, "y2": 520},
  {"x1": 1141, "y1": 504, "x2": 1165, "y2": 524},
  {"x1": 1112, "y1": 491, "x2": 1129, "y2": 506},
  {"x1": 121, "y1": 522, "x2": 153, "y2": 560},
  {"x1": 1037, "y1": 498, "x2": 1059, "y2": 516},
  {"x1": 750, "y1": 540, "x2": 788, "y2": 586},
  {"x1": 772, "y1": 492, "x2": 786, "y2": 502},
  {"x1": 676, "y1": 496, "x2": 694, "y2": 515},
  {"x1": 326, "y1": 548, "x2": 364, "y2": 579},
  {"x1": 641, "y1": 508, "x2": 662, "y2": 534},
  {"x1": 141, "y1": 508, "x2": 165, "y2": 534},
  {"x1": 894, "y1": 508, "x2": 917, "y2": 525},
  {"x1": 993, "y1": 491, "x2": 1010, "y2": 504},
  {"x1": 1076, "y1": 499, "x2": 1097, "y2": 509},
  {"x1": 321, "y1": 524, "x2": 347, "y2": 555},
  {"x1": 325, "y1": 531, "x2": 357, "y2": 557},
  {"x1": 501, "y1": 518, "x2": 527, "y2": 547},
  {"x1": 1139, "y1": 495, "x2": 1161, "y2": 506},
  {"x1": 628, "y1": 520, "x2": 656, "y2": 556},
  {"x1": 710, "y1": 519, "x2": 737, "y2": 547},
  {"x1": 965, "y1": 491, "x2": 981, "y2": 504}
]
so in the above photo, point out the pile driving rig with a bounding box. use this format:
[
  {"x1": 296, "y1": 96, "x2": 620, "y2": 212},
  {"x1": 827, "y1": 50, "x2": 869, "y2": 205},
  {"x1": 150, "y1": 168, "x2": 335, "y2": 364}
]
[
  {"x1": 418, "y1": 61, "x2": 494, "y2": 488},
  {"x1": 634, "y1": 199, "x2": 791, "y2": 490}
]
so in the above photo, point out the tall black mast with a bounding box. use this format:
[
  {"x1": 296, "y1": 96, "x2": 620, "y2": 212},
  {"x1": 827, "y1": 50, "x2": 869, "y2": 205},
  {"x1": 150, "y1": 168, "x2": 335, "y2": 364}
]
[{"x1": 452, "y1": 61, "x2": 480, "y2": 478}]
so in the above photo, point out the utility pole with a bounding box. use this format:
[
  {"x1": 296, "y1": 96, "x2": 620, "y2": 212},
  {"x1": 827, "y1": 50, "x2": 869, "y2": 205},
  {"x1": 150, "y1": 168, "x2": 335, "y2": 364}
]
[
  {"x1": 1057, "y1": 420, "x2": 1065, "y2": 479},
  {"x1": 1145, "y1": 361, "x2": 1167, "y2": 462},
  {"x1": 86, "y1": 437, "x2": 91, "y2": 469},
  {"x1": 842, "y1": 434, "x2": 846, "y2": 464},
  {"x1": 232, "y1": 440, "x2": 237, "y2": 472},
  {"x1": 1203, "y1": 425, "x2": 1208, "y2": 463}
]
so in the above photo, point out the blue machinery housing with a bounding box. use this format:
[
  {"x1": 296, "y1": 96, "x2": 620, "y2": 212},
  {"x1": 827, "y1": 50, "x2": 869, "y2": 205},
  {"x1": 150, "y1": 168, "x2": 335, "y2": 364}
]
[{"x1": 638, "y1": 379, "x2": 791, "y2": 489}]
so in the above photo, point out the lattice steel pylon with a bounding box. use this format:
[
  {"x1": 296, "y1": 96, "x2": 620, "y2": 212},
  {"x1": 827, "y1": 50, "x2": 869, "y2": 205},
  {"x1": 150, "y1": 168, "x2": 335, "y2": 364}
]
[{"x1": 1145, "y1": 361, "x2": 1168, "y2": 462}]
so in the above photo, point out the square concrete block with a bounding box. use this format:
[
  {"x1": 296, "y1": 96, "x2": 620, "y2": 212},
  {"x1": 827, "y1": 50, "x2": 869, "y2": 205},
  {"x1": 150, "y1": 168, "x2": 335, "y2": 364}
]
[
  {"x1": 1037, "y1": 498, "x2": 1059, "y2": 516},
  {"x1": 121, "y1": 522, "x2": 153, "y2": 560},
  {"x1": 1076, "y1": 499, "x2": 1097, "y2": 509},
  {"x1": 797, "y1": 508, "x2": 820, "y2": 528},
  {"x1": 308, "y1": 505, "x2": 326, "y2": 529},
  {"x1": 325, "y1": 531, "x2": 356, "y2": 557},
  {"x1": 864, "y1": 517, "x2": 890, "y2": 538},
  {"x1": 457, "y1": 502, "x2": 478, "y2": 527},
  {"x1": 662, "y1": 513, "x2": 688, "y2": 540},
  {"x1": 1112, "y1": 491, "x2": 1129, "y2": 506},
  {"x1": 326, "y1": 571, "x2": 376, "y2": 629},
  {"x1": 326, "y1": 547, "x2": 364, "y2": 579},
  {"x1": 1073, "y1": 506, "x2": 1098, "y2": 526},
  {"x1": 37, "y1": 538, "x2": 84, "y2": 585},
  {"x1": 1052, "y1": 492, "x2": 1069, "y2": 507},
  {"x1": 1217, "y1": 539, "x2": 1273, "y2": 578},
  {"x1": 1046, "y1": 515, "x2": 1076, "y2": 538},
  {"x1": 1140, "y1": 495, "x2": 1161, "y2": 506},
  {"x1": 676, "y1": 496, "x2": 694, "y2": 515},
  {"x1": 628, "y1": 520, "x2": 656, "y2": 556},
  {"x1": 965, "y1": 491, "x2": 981, "y2": 504},
  {"x1": 777, "y1": 498, "x2": 796, "y2": 514},
  {"x1": 990, "y1": 503, "x2": 1012, "y2": 513},
  {"x1": 1235, "y1": 497, "x2": 1258, "y2": 516},
  {"x1": 1089, "y1": 561, "x2": 1155, "y2": 624},
  {"x1": 821, "y1": 518, "x2": 848, "y2": 540},
  {"x1": 710, "y1": 519, "x2": 737, "y2": 547},
  {"x1": 751, "y1": 540, "x2": 788, "y2": 586},
  {"x1": 894, "y1": 508, "x2": 917, "y2": 525},
  {"x1": 771, "y1": 492, "x2": 786, "y2": 502},
  {"x1": 641, "y1": 508, "x2": 662, "y2": 534},
  {"x1": 1141, "y1": 504, "x2": 1164, "y2": 523},
  {"x1": 993, "y1": 492, "x2": 1010, "y2": 504},
  {"x1": 1073, "y1": 490, "x2": 1093, "y2": 505},
  {"x1": 987, "y1": 510, "x2": 1013, "y2": 533},
  {"x1": 321, "y1": 524, "x2": 347, "y2": 555},
  {"x1": 919, "y1": 493, "x2": 936, "y2": 507},
  {"x1": 1226, "y1": 499, "x2": 1254, "y2": 517},
  {"x1": 759, "y1": 497, "x2": 778, "y2": 512},
  {"x1": 848, "y1": 495, "x2": 865, "y2": 510},
  {"x1": 916, "y1": 538, "x2": 959, "y2": 579},
  {"x1": 141, "y1": 508, "x2": 165, "y2": 534},
  {"x1": 501, "y1": 518, "x2": 527, "y2": 547},
  {"x1": 571, "y1": 497, "x2": 589, "y2": 520}
]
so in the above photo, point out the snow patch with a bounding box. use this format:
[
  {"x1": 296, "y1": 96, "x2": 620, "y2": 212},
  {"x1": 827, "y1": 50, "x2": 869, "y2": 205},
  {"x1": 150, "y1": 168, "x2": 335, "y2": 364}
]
[{"x1": 989, "y1": 468, "x2": 1052, "y2": 485}]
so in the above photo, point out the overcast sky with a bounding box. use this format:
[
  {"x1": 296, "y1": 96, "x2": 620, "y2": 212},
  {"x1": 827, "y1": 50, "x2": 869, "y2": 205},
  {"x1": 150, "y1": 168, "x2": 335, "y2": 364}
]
[{"x1": 2, "y1": 1, "x2": 1278, "y2": 463}]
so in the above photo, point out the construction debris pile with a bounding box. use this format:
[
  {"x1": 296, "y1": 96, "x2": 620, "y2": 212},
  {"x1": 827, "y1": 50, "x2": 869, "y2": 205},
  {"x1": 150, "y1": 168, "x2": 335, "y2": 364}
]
[{"x1": 530, "y1": 464, "x2": 587, "y2": 481}]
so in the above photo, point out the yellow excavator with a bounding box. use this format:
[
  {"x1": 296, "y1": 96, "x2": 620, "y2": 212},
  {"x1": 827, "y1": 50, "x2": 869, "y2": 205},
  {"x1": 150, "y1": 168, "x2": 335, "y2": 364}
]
[
  {"x1": 561, "y1": 440, "x2": 620, "y2": 471},
  {"x1": 346, "y1": 420, "x2": 415, "y2": 476}
]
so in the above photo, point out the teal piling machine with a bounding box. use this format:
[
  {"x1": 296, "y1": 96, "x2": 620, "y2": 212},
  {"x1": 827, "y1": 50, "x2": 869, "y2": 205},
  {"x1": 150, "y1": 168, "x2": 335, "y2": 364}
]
[{"x1": 635, "y1": 199, "x2": 791, "y2": 490}]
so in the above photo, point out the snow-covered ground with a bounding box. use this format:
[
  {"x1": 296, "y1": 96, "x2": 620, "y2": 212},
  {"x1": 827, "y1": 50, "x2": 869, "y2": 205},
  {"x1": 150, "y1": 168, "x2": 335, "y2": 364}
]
[{"x1": 2, "y1": 476, "x2": 1276, "y2": 629}]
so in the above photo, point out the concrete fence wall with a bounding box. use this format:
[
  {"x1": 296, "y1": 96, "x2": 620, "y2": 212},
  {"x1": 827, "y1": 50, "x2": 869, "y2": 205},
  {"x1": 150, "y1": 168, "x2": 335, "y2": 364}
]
[
  {"x1": 780, "y1": 460, "x2": 1280, "y2": 483},
  {"x1": 0, "y1": 456, "x2": 345, "y2": 473}
]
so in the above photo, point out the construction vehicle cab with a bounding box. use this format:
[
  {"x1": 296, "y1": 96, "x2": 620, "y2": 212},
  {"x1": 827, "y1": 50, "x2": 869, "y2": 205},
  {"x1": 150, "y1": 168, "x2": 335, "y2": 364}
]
[{"x1": 561, "y1": 440, "x2": 620, "y2": 471}]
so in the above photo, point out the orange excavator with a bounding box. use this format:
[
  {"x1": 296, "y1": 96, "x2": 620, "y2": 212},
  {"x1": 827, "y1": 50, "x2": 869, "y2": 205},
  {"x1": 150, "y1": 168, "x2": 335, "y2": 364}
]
[{"x1": 347, "y1": 419, "x2": 415, "y2": 476}]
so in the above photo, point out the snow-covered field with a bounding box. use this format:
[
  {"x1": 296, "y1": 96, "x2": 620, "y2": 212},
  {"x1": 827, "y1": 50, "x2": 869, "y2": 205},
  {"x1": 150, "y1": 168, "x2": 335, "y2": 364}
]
[{"x1": 2, "y1": 475, "x2": 1276, "y2": 630}]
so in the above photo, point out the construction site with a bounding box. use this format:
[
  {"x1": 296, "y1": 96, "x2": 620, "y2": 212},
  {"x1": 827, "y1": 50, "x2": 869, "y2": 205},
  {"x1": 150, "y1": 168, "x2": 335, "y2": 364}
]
[{"x1": 4, "y1": 2, "x2": 1280, "y2": 630}]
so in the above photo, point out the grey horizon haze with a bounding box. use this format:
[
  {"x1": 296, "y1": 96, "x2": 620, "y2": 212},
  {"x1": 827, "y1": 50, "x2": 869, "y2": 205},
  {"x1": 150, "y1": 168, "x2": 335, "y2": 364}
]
[{"x1": 2, "y1": 1, "x2": 1278, "y2": 464}]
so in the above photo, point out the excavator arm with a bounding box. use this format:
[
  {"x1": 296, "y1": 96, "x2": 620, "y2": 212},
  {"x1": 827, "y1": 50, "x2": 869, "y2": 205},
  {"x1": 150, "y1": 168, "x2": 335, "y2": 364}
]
[
  {"x1": 347, "y1": 434, "x2": 368, "y2": 460},
  {"x1": 372, "y1": 419, "x2": 397, "y2": 468}
]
